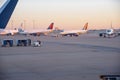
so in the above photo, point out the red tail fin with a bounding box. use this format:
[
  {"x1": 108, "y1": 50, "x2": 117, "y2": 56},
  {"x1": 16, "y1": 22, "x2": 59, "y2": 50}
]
[
  {"x1": 83, "y1": 22, "x2": 88, "y2": 30},
  {"x1": 47, "y1": 23, "x2": 54, "y2": 30}
]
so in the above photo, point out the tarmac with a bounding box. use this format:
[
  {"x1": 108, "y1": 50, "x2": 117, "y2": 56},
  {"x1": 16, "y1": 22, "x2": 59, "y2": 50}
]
[{"x1": 0, "y1": 32, "x2": 120, "y2": 80}]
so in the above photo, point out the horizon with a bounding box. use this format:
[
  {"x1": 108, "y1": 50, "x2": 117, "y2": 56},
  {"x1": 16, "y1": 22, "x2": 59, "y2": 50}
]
[{"x1": 0, "y1": 0, "x2": 120, "y2": 30}]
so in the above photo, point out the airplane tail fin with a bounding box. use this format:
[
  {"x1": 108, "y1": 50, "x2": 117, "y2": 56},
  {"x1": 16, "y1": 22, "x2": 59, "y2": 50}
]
[
  {"x1": 47, "y1": 23, "x2": 54, "y2": 30},
  {"x1": 82, "y1": 22, "x2": 88, "y2": 30},
  {"x1": 0, "y1": 0, "x2": 18, "y2": 29}
]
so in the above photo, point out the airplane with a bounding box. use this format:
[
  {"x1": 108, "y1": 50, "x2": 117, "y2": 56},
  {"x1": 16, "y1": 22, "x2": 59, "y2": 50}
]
[
  {"x1": 59, "y1": 22, "x2": 88, "y2": 37},
  {"x1": 28, "y1": 23, "x2": 54, "y2": 36},
  {"x1": 99, "y1": 22, "x2": 120, "y2": 38},
  {"x1": 0, "y1": 0, "x2": 19, "y2": 36},
  {"x1": 99, "y1": 28, "x2": 120, "y2": 38}
]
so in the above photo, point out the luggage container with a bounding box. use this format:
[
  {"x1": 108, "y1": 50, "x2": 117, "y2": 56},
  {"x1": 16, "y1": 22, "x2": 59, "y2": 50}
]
[
  {"x1": 17, "y1": 39, "x2": 27, "y2": 46},
  {"x1": 100, "y1": 75, "x2": 120, "y2": 80},
  {"x1": 2, "y1": 39, "x2": 13, "y2": 47},
  {"x1": 16, "y1": 39, "x2": 31, "y2": 46}
]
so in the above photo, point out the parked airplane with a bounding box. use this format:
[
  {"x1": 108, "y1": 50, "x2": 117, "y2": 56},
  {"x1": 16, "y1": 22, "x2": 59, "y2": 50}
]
[
  {"x1": 59, "y1": 22, "x2": 88, "y2": 37},
  {"x1": 28, "y1": 23, "x2": 54, "y2": 36},
  {"x1": 99, "y1": 28, "x2": 120, "y2": 38},
  {"x1": 0, "y1": 0, "x2": 19, "y2": 35},
  {"x1": 99, "y1": 23, "x2": 120, "y2": 38}
]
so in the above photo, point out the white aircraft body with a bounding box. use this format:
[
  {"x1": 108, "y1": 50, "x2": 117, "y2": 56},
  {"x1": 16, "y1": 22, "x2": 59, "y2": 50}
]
[
  {"x1": 0, "y1": 29, "x2": 18, "y2": 35},
  {"x1": 99, "y1": 28, "x2": 120, "y2": 38},
  {"x1": 60, "y1": 22, "x2": 88, "y2": 37},
  {"x1": 27, "y1": 23, "x2": 54, "y2": 36}
]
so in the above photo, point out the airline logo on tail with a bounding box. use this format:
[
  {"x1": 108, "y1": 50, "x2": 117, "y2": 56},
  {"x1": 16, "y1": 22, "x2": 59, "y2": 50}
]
[
  {"x1": 0, "y1": 0, "x2": 18, "y2": 29},
  {"x1": 82, "y1": 22, "x2": 88, "y2": 30},
  {"x1": 47, "y1": 23, "x2": 54, "y2": 30}
]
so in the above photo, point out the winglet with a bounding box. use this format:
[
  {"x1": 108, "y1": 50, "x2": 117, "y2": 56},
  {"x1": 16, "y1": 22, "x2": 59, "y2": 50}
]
[
  {"x1": 47, "y1": 23, "x2": 54, "y2": 30},
  {"x1": 82, "y1": 22, "x2": 88, "y2": 30}
]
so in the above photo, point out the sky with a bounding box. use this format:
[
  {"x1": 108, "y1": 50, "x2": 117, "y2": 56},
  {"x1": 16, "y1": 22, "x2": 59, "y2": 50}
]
[{"x1": 0, "y1": 0, "x2": 120, "y2": 30}]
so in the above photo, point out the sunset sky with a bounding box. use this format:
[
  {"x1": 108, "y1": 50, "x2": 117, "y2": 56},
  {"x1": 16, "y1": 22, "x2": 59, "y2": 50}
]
[{"x1": 0, "y1": 0, "x2": 120, "y2": 30}]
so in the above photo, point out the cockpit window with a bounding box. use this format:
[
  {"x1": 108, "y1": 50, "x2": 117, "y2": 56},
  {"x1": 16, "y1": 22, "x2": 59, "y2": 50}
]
[{"x1": 107, "y1": 30, "x2": 111, "y2": 32}]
